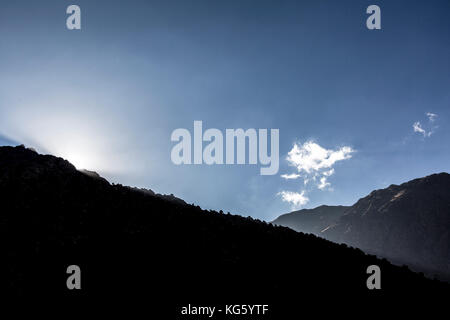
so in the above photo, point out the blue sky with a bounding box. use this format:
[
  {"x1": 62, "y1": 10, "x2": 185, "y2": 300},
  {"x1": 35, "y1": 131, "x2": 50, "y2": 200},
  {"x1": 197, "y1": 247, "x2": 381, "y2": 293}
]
[{"x1": 1, "y1": 0, "x2": 449, "y2": 220}]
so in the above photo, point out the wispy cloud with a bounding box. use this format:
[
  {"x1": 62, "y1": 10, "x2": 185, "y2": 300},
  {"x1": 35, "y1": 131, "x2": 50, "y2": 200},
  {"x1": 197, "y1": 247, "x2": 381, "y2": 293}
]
[
  {"x1": 426, "y1": 112, "x2": 438, "y2": 122},
  {"x1": 318, "y1": 176, "x2": 331, "y2": 190},
  {"x1": 413, "y1": 121, "x2": 427, "y2": 136},
  {"x1": 413, "y1": 113, "x2": 438, "y2": 138},
  {"x1": 277, "y1": 190, "x2": 309, "y2": 209},
  {"x1": 317, "y1": 168, "x2": 334, "y2": 190},
  {"x1": 280, "y1": 173, "x2": 301, "y2": 180}
]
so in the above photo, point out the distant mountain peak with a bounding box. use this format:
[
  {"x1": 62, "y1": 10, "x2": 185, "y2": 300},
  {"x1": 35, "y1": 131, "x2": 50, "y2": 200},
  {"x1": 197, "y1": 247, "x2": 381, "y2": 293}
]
[
  {"x1": 272, "y1": 172, "x2": 450, "y2": 281},
  {"x1": 322, "y1": 172, "x2": 450, "y2": 281}
]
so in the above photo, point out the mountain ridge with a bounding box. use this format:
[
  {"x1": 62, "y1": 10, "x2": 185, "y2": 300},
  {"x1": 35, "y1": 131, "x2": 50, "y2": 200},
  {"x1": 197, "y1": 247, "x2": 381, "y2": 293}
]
[
  {"x1": 273, "y1": 172, "x2": 450, "y2": 282},
  {"x1": 272, "y1": 205, "x2": 349, "y2": 234},
  {"x1": 0, "y1": 145, "x2": 448, "y2": 305},
  {"x1": 323, "y1": 172, "x2": 450, "y2": 281}
]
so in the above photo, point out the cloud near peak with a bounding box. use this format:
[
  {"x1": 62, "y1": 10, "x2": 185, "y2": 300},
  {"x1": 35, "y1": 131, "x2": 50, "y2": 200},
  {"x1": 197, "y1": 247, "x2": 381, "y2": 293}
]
[
  {"x1": 278, "y1": 140, "x2": 355, "y2": 209},
  {"x1": 277, "y1": 190, "x2": 309, "y2": 209}
]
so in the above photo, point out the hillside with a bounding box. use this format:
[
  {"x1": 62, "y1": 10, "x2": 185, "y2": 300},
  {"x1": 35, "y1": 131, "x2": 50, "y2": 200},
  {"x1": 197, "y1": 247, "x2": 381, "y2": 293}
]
[
  {"x1": 272, "y1": 205, "x2": 349, "y2": 235},
  {"x1": 0, "y1": 145, "x2": 447, "y2": 311}
]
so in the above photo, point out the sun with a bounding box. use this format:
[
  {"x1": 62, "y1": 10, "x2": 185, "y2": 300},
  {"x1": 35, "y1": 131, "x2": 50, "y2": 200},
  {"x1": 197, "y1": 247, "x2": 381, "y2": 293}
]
[
  {"x1": 64, "y1": 152, "x2": 93, "y2": 170},
  {"x1": 58, "y1": 142, "x2": 103, "y2": 171}
]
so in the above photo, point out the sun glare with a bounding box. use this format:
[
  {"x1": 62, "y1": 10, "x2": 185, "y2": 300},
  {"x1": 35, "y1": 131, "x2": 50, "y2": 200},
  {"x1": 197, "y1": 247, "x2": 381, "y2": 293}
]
[
  {"x1": 57, "y1": 141, "x2": 103, "y2": 171},
  {"x1": 2, "y1": 101, "x2": 129, "y2": 175},
  {"x1": 64, "y1": 152, "x2": 92, "y2": 170}
]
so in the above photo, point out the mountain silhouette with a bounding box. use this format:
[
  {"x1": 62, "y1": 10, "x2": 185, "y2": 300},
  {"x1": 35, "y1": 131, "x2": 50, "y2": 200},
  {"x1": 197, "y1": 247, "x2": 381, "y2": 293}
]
[
  {"x1": 321, "y1": 173, "x2": 450, "y2": 281},
  {"x1": 272, "y1": 205, "x2": 349, "y2": 235},
  {"x1": 0, "y1": 145, "x2": 448, "y2": 312}
]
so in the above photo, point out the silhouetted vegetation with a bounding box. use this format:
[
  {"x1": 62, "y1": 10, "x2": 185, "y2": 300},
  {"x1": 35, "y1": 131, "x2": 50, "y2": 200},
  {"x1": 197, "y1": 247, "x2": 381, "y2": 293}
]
[{"x1": 0, "y1": 146, "x2": 448, "y2": 312}]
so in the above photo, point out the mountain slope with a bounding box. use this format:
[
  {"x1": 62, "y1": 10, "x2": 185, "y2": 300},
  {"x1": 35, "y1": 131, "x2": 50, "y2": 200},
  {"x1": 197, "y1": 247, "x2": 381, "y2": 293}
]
[
  {"x1": 272, "y1": 205, "x2": 349, "y2": 235},
  {"x1": 323, "y1": 173, "x2": 450, "y2": 281},
  {"x1": 0, "y1": 145, "x2": 447, "y2": 308}
]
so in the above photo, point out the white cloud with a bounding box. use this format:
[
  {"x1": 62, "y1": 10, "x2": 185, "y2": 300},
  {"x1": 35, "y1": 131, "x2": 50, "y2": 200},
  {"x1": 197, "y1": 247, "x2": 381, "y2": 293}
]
[
  {"x1": 280, "y1": 141, "x2": 354, "y2": 191},
  {"x1": 286, "y1": 141, "x2": 354, "y2": 174},
  {"x1": 277, "y1": 190, "x2": 309, "y2": 209},
  {"x1": 413, "y1": 121, "x2": 425, "y2": 133},
  {"x1": 318, "y1": 176, "x2": 331, "y2": 190},
  {"x1": 413, "y1": 113, "x2": 438, "y2": 138},
  {"x1": 280, "y1": 173, "x2": 301, "y2": 180},
  {"x1": 278, "y1": 141, "x2": 354, "y2": 208},
  {"x1": 413, "y1": 121, "x2": 427, "y2": 136}
]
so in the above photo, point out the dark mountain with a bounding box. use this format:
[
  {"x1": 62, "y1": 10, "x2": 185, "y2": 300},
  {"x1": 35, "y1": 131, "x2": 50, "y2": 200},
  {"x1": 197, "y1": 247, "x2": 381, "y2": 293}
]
[
  {"x1": 127, "y1": 186, "x2": 187, "y2": 205},
  {"x1": 322, "y1": 173, "x2": 450, "y2": 281},
  {"x1": 79, "y1": 169, "x2": 108, "y2": 182},
  {"x1": 272, "y1": 205, "x2": 349, "y2": 235},
  {"x1": 0, "y1": 146, "x2": 447, "y2": 311}
]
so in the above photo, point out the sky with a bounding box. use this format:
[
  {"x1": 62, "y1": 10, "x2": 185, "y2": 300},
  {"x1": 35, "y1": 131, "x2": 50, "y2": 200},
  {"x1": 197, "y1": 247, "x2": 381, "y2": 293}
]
[{"x1": 1, "y1": 0, "x2": 449, "y2": 221}]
